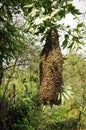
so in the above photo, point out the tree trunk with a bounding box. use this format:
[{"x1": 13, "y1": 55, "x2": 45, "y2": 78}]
[{"x1": 0, "y1": 60, "x2": 3, "y2": 86}]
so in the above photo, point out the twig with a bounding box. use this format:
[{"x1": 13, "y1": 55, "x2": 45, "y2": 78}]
[{"x1": 4, "y1": 63, "x2": 30, "y2": 71}]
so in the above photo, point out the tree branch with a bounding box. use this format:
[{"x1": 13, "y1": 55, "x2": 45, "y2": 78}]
[{"x1": 4, "y1": 63, "x2": 30, "y2": 71}]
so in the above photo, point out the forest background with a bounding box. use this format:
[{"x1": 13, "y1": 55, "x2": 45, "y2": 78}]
[{"x1": 0, "y1": 0, "x2": 86, "y2": 130}]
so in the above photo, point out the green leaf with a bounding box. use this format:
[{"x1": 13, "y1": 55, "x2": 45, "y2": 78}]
[
  {"x1": 62, "y1": 39, "x2": 67, "y2": 49},
  {"x1": 61, "y1": 85, "x2": 73, "y2": 104},
  {"x1": 77, "y1": 22, "x2": 83, "y2": 28},
  {"x1": 62, "y1": 92, "x2": 70, "y2": 100},
  {"x1": 58, "y1": 9, "x2": 65, "y2": 18},
  {"x1": 65, "y1": 34, "x2": 69, "y2": 39},
  {"x1": 68, "y1": 42, "x2": 73, "y2": 49},
  {"x1": 62, "y1": 34, "x2": 69, "y2": 49},
  {"x1": 67, "y1": 3, "x2": 81, "y2": 15}
]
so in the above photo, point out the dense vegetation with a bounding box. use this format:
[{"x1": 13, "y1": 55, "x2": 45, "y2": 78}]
[{"x1": 0, "y1": 0, "x2": 86, "y2": 130}]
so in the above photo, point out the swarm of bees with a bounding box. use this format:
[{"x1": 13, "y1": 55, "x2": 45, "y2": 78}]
[{"x1": 40, "y1": 28, "x2": 63, "y2": 106}]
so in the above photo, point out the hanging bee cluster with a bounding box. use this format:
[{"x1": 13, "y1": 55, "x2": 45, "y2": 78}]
[{"x1": 40, "y1": 28, "x2": 63, "y2": 105}]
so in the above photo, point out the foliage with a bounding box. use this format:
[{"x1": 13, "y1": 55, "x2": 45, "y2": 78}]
[
  {"x1": 63, "y1": 53, "x2": 86, "y2": 115},
  {"x1": 1, "y1": 53, "x2": 85, "y2": 130},
  {"x1": 0, "y1": 0, "x2": 28, "y2": 85},
  {"x1": 9, "y1": 97, "x2": 39, "y2": 130},
  {"x1": 0, "y1": 0, "x2": 86, "y2": 130},
  {"x1": 0, "y1": 0, "x2": 26, "y2": 64},
  {"x1": 0, "y1": 48, "x2": 41, "y2": 130},
  {"x1": 25, "y1": 0, "x2": 85, "y2": 50}
]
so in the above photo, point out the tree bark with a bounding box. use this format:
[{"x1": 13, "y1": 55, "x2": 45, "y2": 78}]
[{"x1": 0, "y1": 60, "x2": 3, "y2": 86}]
